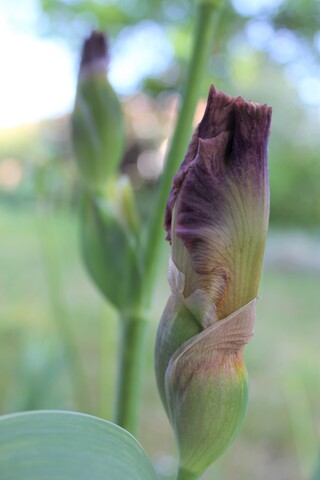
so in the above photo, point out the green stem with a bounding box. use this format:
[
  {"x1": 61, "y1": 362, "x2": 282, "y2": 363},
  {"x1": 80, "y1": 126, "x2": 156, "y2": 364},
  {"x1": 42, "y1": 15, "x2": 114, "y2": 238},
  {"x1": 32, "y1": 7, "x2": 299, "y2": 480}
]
[
  {"x1": 176, "y1": 467, "x2": 199, "y2": 480},
  {"x1": 142, "y1": 1, "x2": 222, "y2": 306},
  {"x1": 113, "y1": 0, "x2": 222, "y2": 435},
  {"x1": 36, "y1": 206, "x2": 89, "y2": 412},
  {"x1": 99, "y1": 308, "x2": 113, "y2": 420},
  {"x1": 113, "y1": 316, "x2": 148, "y2": 434}
]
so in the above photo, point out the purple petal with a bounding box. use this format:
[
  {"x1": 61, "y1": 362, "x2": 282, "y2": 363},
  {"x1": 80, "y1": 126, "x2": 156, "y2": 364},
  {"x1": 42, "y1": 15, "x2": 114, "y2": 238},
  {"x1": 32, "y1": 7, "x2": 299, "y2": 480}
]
[
  {"x1": 79, "y1": 31, "x2": 109, "y2": 77},
  {"x1": 165, "y1": 85, "x2": 272, "y2": 317}
]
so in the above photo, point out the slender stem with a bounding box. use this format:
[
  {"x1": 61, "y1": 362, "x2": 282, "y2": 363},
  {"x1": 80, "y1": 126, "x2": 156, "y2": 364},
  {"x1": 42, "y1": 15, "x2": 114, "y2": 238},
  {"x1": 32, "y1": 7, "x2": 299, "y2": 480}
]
[
  {"x1": 142, "y1": 1, "x2": 222, "y2": 307},
  {"x1": 36, "y1": 206, "x2": 89, "y2": 412},
  {"x1": 176, "y1": 467, "x2": 199, "y2": 480},
  {"x1": 113, "y1": 315, "x2": 148, "y2": 434},
  {"x1": 99, "y1": 308, "x2": 114, "y2": 420}
]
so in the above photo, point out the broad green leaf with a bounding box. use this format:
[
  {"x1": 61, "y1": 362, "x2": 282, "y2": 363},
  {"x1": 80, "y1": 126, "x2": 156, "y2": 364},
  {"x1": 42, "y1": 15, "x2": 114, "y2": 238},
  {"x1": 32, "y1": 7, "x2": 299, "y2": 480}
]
[{"x1": 0, "y1": 410, "x2": 158, "y2": 480}]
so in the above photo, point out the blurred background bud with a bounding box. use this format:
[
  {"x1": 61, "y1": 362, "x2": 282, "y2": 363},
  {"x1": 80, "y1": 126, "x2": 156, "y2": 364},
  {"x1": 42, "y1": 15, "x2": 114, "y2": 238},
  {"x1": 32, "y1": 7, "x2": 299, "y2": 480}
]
[
  {"x1": 81, "y1": 184, "x2": 141, "y2": 313},
  {"x1": 72, "y1": 31, "x2": 125, "y2": 191},
  {"x1": 156, "y1": 85, "x2": 272, "y2": 478}
]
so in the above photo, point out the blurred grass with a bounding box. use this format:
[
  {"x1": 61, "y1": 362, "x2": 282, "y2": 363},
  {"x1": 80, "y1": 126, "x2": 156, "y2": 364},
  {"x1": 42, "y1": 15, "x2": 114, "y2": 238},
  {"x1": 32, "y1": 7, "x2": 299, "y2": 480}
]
[{"x1": 0, "y1": 204, "x2": 319, "y2": 480}]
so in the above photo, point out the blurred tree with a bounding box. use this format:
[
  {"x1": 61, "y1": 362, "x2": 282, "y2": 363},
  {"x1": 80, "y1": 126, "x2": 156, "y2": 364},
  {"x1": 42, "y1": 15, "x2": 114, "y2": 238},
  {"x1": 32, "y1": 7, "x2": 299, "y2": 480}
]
[
  {"x1": 37, "y1": 0, "x2": 320, "y2": 62},
  {"x1": 3, "y1": 0, "x2": 319, "y2": 226}
]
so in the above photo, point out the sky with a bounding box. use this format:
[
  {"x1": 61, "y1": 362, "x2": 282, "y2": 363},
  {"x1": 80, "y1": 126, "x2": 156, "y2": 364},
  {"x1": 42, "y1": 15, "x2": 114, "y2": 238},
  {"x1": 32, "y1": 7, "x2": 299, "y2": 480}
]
[
  {"x1": 0, "y1": 0, "x2": 173, "y2": 129},
  {"x1": 0, "y1": 16, "x2": 75, "y2": 128},
  {"x1": 0, "y1": 0, "x2": 75, "y2": 128},
  {"x1": 0, "y1": 0, "x2": 319, "y2": 129}
]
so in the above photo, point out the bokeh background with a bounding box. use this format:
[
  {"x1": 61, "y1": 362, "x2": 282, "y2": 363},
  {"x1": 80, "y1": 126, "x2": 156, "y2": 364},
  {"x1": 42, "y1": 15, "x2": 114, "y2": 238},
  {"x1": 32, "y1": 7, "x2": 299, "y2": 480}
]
[{"x1": 0, "y1": 0, "x2": 319, "y2": 479}]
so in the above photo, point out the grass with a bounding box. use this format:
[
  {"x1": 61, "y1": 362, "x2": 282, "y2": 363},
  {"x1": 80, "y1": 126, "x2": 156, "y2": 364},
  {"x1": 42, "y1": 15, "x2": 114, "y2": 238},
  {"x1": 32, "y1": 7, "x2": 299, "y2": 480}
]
[{"x1": 0, "y1": 203, "x2": 319, "y2": 480}]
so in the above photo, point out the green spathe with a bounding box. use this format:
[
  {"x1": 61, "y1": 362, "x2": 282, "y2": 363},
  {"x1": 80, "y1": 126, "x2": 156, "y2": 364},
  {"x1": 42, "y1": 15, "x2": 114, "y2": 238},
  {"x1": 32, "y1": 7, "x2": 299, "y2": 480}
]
[
  {"x1": 167, "y1": 302, "x2": 255, "y2": 476},
  {"x1": 155, "y1": 258, "x2": 255, "y2": 477},
  {"x1": 81, "y1": 190, "x2": 141, "y2": 313}
]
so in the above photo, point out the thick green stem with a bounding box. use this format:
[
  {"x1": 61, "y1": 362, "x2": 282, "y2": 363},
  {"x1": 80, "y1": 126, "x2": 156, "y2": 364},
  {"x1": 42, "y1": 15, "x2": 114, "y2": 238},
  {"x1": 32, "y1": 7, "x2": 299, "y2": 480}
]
[
  {"x1": 113, "y1": 1, "x2": 222, "y2": 436},
  {"x1": 176, "y1": 468, "x2": 199, "y2": 480},
  {"x1": 113, "y1": 316, "x2": 148, "y2": 434},
  {"x1": 142, "y1": 1, "x2": 222, "y2": 307}
]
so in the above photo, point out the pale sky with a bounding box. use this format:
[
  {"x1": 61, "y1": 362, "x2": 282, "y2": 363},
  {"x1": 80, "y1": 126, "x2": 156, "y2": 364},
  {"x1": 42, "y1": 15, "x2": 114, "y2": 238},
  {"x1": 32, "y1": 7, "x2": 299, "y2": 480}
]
[
  {"x1": 0, "y1": 0, "x2": 318, "y2": 129},
  {"x1": 0, "y1": 8, "x2": 173, "y2": 129},
  {"x1": 0, "y1": 13, "x2": 75, "y2": 128}
]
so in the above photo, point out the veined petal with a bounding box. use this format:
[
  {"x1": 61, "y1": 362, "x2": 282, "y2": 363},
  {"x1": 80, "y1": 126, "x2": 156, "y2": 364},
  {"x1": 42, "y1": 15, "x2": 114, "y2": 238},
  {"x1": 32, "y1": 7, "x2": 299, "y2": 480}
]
[{"x1": 165, "y1": 85, "x2": 272, "y2": 318}]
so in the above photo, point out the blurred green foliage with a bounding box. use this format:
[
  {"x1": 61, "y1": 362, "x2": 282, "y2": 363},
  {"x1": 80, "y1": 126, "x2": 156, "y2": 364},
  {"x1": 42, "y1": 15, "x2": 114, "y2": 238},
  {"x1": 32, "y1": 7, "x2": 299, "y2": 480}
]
[
  {"x1": 38, "y1": 0, "x2": 319, "y2": 49},
  {"x1": 0, "y1": 0, "x2": 319, "y2": 227},
  {"x1": 0, "y1": 206, "x2": 319, "y2": 479}
]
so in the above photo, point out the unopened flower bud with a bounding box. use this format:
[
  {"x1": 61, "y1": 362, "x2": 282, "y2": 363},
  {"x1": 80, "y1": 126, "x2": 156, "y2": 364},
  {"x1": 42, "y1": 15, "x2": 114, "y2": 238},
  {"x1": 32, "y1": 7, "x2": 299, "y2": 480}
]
[
  {"x1": 72, "y1": 31, "x2": 124, "y2": 191},
  {"x1": 155, "y1": 85, "x2": 272, "y2": 478}
]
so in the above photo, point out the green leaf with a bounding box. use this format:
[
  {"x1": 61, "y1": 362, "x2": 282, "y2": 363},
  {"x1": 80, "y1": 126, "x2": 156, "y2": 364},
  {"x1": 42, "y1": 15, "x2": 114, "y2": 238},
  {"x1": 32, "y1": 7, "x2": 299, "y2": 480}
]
[{"x1": 0, "y1": 410, "x2": 158, "y2": 480}]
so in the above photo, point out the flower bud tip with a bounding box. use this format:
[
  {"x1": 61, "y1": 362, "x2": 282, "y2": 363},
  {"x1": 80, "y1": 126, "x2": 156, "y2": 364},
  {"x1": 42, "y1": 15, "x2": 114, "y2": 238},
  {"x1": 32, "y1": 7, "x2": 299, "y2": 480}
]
[{"x1": 79, "y1": 31, "x2": 109, "y2": 77}]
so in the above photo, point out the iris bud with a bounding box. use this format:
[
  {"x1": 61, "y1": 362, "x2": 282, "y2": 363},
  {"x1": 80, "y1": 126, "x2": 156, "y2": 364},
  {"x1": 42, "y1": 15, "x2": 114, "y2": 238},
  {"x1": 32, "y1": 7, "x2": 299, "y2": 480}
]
[
  {"x1": 72, "y1": 31, "x2": 124, "y2": 191},
  {"x1": 155, "y1": 85, "x2": 272, "y2": 478}
]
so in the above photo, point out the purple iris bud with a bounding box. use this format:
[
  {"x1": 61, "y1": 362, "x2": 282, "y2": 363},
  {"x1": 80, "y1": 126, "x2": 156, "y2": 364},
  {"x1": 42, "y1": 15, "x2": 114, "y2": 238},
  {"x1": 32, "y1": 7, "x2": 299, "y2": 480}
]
[{"x1": 155, "y1": 85, "x2": 272, "y2": 478}]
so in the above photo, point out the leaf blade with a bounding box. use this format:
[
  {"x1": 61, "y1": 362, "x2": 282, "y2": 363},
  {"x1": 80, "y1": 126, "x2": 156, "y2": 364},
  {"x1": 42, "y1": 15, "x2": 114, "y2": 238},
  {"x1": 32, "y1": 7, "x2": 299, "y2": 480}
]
[{"x1": 0, "y1": 411, "x2": 158, "y2": 480}]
